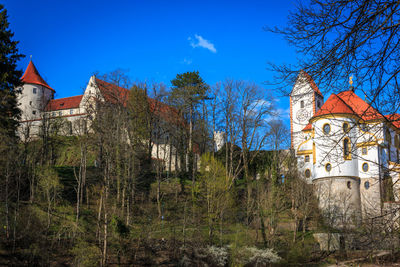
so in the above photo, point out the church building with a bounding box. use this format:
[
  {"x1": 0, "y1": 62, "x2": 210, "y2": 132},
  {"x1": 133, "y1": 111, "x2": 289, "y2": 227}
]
[{"x1": 291, "y1": 71, "x2": 400, "y2": 226}]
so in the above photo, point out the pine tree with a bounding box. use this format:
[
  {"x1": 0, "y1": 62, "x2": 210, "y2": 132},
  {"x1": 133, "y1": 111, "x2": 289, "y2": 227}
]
[
  {"x1": 169, "y1": 71, "x2": 209, "y2": 184},
  {"x1": 0, "y1": 4, "x2": 24, "y2": 141}
]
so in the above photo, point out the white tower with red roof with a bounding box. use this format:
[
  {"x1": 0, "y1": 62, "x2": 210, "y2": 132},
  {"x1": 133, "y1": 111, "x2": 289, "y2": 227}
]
[
  {"x1": 290, "y1": 70, "x2": 324, "y2": 152},
  {"x1": 18, "y1": 60, "x2": 54, "y2": 120}
]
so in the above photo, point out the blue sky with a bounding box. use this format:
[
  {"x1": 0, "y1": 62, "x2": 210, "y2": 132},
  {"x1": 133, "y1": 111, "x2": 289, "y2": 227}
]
[{"x1": 5, "y1": 0, "x2": 298, "y2": 120}]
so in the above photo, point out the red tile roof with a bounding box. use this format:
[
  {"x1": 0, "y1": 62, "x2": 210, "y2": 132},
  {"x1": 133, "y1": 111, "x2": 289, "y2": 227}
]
[
  {"x1": 385, "y1": 114, "x2": 400, "y2": 129},
  {"x1": 302, "y1": 123, "x2": 312, "y2": 131},
  {"x1": 95, "y1": 78, "x2": 183, "y2": 125},
  {"x1": 336, "y1": 90, "x2": 383, "y2": 121},
  {"x1": 95, "y1": 78, "x2": 129, "y2": 105},
  {"x1": 21, "y1": 60, "x2": 54, "y2": 91},
  {"x1": 45, "y1": 95, "x2": 83, "y2": 111},
  {"x1": 300, "y1": 70, "x2": 323, "y2": 97},
  {"x1": 312, "y1": 90, "x2": 383, "y2": 122}
]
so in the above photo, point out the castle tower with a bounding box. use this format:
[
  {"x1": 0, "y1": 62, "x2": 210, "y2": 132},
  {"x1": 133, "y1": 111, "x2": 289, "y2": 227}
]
[
  {"x1": 290, "y1": 70, "x2": 323, "y2": 151},
  {"x1": 214, "y1": 131, "x2": 225, "y2": 151},
  {"x1": 18, "y1": 60, "x2": 54, "y2": 120}
]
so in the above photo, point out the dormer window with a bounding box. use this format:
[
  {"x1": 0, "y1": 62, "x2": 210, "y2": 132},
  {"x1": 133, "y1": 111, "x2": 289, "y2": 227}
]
[
  {"x1": 33, "y1": 88, "x2": 37, "y2": 94},
  {"x1": 300, "y1": 100, "x2": 304, "y2": 108}
]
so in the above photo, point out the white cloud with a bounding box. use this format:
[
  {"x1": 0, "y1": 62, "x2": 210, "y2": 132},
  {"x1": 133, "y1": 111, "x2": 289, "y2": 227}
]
[
  {"x1": 188, "y1": 34, "x2": 217, "y2": 53},
  {"x1": 182, "y1": 58, "x2": 192, "y2": 65},
  {"x1": 264, "y1": 107, "x2": 290, "y2": 122},
  {"x1": 276, "y1": 107, "x2": 290, "y2": 118}
]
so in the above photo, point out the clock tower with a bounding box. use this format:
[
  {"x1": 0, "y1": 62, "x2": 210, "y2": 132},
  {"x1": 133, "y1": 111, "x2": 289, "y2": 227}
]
[{"x1": 290, "y1": 70, "x2": 324, "y2": 151}]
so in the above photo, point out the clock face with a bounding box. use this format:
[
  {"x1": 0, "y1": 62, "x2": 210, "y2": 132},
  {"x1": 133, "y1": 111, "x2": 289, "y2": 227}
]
[{"x1": 296, "y1": 109, "x2": 309, "y2": 122}]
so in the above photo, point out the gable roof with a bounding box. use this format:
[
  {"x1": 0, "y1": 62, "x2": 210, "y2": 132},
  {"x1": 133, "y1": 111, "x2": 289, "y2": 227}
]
[
  {"x1": 21, "y1": 60, "x2": 54, "y2": 91},
  {"x1": 94, "y1": 78, "x2": 183, "y2": 125},
  {"x1": 311, "y1": 90, "x2": 383, "y2": 122},
  {"x1": 299, "y1": 70, "x2": 323, "y2": 97},
  {"x1": 95, "y1": 78, "x2": 129, "y2": 105},
  {"x1": 45, "y1": 95, "x2": 83, "y2": 111}
]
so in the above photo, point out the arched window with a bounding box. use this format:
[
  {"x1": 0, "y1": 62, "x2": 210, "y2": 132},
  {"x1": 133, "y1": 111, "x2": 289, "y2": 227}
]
[
  {"x1": 347, "y1": 181, "x2": 352, "y2": 189},
  {"x1": 305, "y1": 169, "x2": 311, "y2": 178},
  {"x1": 343, "y1": 122, "x2": 350, "y2": 133},
  {"x1": 364, "y1": 181, "x2": 370, "y2": 189},
  {"x1": 325, "y1": 163, "x2": 332, "y2": 172},
  {"x1": 362, "y1": 162, "x2": 369, "y2": 172},
  {"x1": 323, "y1": 123, "x2": 331, "y2": 135},
  {"x1": 344, "y1": 138, "x2": 351, "y2": 160}
]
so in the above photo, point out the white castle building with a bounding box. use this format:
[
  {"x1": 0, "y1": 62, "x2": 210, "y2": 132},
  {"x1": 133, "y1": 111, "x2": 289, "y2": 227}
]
[
  {"x1": 291, "y1": 71, "x2": 400, "y2": 226},
  {"x1": 17, "y1": 60, "x2": 182, "y2": 171}
]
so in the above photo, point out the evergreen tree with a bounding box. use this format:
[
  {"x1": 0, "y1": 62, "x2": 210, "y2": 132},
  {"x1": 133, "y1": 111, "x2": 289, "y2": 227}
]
[
  {"x1": 169, "y1": 71, "x2": 209, "y2": 183},
  {"x1": 0, "y1": 4, "x2": 24, "y2": 140}
]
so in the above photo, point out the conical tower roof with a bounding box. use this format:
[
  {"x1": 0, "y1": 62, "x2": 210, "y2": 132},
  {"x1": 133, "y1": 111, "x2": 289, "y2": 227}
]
[{"x1": 21, "y1": 60, "x2": 54, "y2": 91}]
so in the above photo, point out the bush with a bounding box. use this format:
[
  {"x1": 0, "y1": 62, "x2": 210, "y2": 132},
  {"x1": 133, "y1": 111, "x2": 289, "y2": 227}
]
[{"x1": 71, "y1": 240, "x2": 101, "y2": 267}]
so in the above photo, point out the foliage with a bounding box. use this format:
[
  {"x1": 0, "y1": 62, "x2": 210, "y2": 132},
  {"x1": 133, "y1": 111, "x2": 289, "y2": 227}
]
[
  {"x1": 71, "y1": 240, "x2": 101, "y2": 267},
  {"x1": 0, "y1": 4, "x2": 24, "y2": 141},
  {"x1": 205, "y1": 246, "x2": 229, "y2": 267},
  {"x1": 243, "y1": 247, "x2": 282, "y2": 265},
  {"x1": 269, "y1": 0, "x2": 400, "y2": 116},
  {"x1": 169, "y1": 70, "x2": 209, "y2": 110}
]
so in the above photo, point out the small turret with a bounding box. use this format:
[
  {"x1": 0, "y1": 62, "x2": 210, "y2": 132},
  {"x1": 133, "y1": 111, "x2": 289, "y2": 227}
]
[{"x1": 18, "y1": 60, "x2": 54, "y2": 120}]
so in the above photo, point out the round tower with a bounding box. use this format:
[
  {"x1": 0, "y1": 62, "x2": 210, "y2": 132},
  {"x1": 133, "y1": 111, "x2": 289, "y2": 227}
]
[
  {"x1": 18, "y1": 60, "x2": 54, "y2": 120},
  {"x1": 214, "y1": 131, "x2": 225, "y2": 151}
]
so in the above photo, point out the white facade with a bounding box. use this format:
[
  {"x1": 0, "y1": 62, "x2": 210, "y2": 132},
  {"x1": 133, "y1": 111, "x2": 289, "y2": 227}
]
[
  {"x1": 17, "y1": 62, "x2": 183, "y2": 172},
  {"x1": 291, "y1": 72, "x2": 400, "y2": 226}
]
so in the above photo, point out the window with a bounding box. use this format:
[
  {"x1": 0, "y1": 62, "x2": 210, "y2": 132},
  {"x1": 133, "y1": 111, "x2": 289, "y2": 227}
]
[
  {"x1": 362, "y1": 162, "x2": 369, "y2": 172},
  {"x1": 305, "y1": 169, "x2": 311, "y2": 178},
  {"x1": 323, "y1": 123, "x2": 331, "y2": 134},
  {"x1": 305, "y1": 155, "x2": 310, "y2": 162},
  {"x1": 395, "y1": 135, "x2": 399, "y2": 148},
  {"x1": 347, "y1": 181, "x2": 352, "y2": 189},
  {"x1": 344, "y1": 138, "x2": 351, "y2": 160},
  {"x1": 300, "y1": 100, "x2": 304, "y2": 108},
  {"x1": 59, "y1": 111, "x2": 62, "y2": 116},
  {"x1": 29, "y1": 101, "x2": 32, "y2": 106},
  {"x1": 52, "y1": 112, "x2": 56, "y2": 117},
  {"x1": 32, "y1": 110, "x2": 36, "y2": 115},
  {"x1": 386, "y1": 129, "x2": 391, "y2": 144},
  {"x1": 360, "y1": 123, "x2": 368, "y2": 132},
  {"x1": 70, "y1": 109, "x2": 74, "y2": 115},
  {"x1": 33, "y1": 88, "x2": 37, "y2": 94},
  {"x1": 325, "y1": 163, "x2": 332, "y2": 172},
  {"x1": 343, "y1": 122, "x2": 349, "y2": 133},
  {"x1": 362, "y1": 147, "x2": 368, "y2": 155},
  {"x1": 364, "y1": 181, "x2": 370, "y2": 189},
  {"x1": 317, "y1": 101, "x2": 321, "y2": 108}
]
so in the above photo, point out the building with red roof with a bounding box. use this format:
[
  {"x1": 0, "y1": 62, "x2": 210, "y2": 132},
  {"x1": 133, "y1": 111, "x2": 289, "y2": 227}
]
[
  {"x1": 17, "y1": 61, "x2": 187, "y2": 171},
  {"x1": 290, "y1": 71, "x2": 400, "y2": 227}
]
